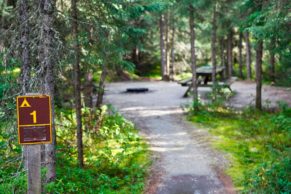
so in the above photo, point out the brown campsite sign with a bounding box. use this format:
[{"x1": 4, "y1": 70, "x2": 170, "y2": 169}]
[{"x1": 17, "y1": 95, "x2": 52, "y2": 144}]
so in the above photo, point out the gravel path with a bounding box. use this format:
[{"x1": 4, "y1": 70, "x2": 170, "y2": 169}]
[
  {"x1": 229, "y1": 81, "x2": 291, "y2": 108},
  {"x1": 104, "y1": 80, "x2": 290, "y2": 194},
  {"x1": 104, "y1": 81, "x2": 231, "y2": 194}
]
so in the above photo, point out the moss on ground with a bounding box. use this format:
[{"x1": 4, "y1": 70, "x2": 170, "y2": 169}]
[{"x1": 189, "y1": 105, "x2": 291, "y2": 193}]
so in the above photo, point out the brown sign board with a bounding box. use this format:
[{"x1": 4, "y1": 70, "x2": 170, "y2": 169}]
[{"x1": 17, "y1": 95, "x2": 52, "y2": 144}]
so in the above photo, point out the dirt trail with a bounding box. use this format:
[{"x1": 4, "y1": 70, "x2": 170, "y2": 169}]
[
  {"x1": 104, "y1": 81, "x2": 229, "y2": 194},
  {"x1": 104, "y1": 81, "x2": 290, "y2": 194}
]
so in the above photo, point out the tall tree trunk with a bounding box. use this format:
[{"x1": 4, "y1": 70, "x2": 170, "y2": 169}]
[
  {"x1": 19, "y1": 0, "x2": 30, "y2": 173},
  {"x1": 159, "y1": 14, "x2": 168, "y2": 80},
  {"x1": 96, "y1": 64, "x2": 107, "y2": 109},
  {"x1": 255, "y1": 40, "x2": 263, "y2": 110},
  {"x1": 238, "y1": 32, "x2": 243, "y2": 78},
  {"x1": 219, "y1": 37, "x2": 226, "y2": 79},
  {"x1": 19, "y1": 0, "x2": 30, "y2": 94},
  {"x1": 269, "y1": 38, "x2": 275, "y2": 82},
  {"x1": 169, "y1": 23, "x2": 175, "y2": 81},
  {"x1": 189, "y1": 5, "x2": 198, "y2": 109},
  {"x1": 165, "y1": 11, "x2": 170, "y2": 77},
  {"x1": 245, "y1": 31, "x2": 252, "y2": 80},
  {"x1": 71, "y1": 0, "x2": 83, "y2": 168},
  {"x1": 211, "y1": 5, "x2": 217, "y2": 84},
  {"x1": 39, "y1": 0, "x2": 56, "y2": 183},
  {"x1": 227, "y1": 30, "x2": 233, "y2": 78}
]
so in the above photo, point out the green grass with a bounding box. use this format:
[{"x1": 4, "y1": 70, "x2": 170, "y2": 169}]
[{"x1": 189, "y1": 105, "x2": 291, "y2": 193}]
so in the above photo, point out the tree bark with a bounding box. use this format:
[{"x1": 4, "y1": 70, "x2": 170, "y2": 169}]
[
  {"x1": 96, "y1": 64, "x2": 107, "y2": 109},
  {"x1": 169, "y1": 23, "x2": 175, "y2": 81},
  {"x1": 238, "y1": 32, "x2": 243, "y2": 78},
  {"x1": 159, "y1": 14, "x2": 168, "y2": 80},
  {"x1": 255, "y1": 40, "x2": 263, "y2": 110},
  {"x1": 227, "y1": 30, "x2": 233, "y2": 78},
  {"x1": 39, "y1": 0, "x2": 56, "y2": 183},
  {"x1": 269, "y1": 38, "x2": 275, "y2": 82},
  {"x1": 19, "y1": 0, "x2": 30, "y2": 94},
  {"x1": 245, "y1": 31, "x2": 252, "y2": 80},
  {"x1": 165, "y1": 11, "x2": 170, "y2": 77},
  {"x1": 219, "y1": 37, "x2": 226, "y2": 79},
  {"x1": 19, "y1": 0, "x2": 30, "y2": 177},
  {"x1": 71, "y1": 0, "x2": 84, "y2": 168},
  {"x1": 189, "y1": 5, "x2": 198, "y2": 109},
  {"x1": 211, "y1": 5, "x2": 217, "y2": 84}
]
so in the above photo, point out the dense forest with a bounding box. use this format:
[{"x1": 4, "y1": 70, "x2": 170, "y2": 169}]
[{"x1": 0, "y1": 0, "x2": 290, "y2": 193}]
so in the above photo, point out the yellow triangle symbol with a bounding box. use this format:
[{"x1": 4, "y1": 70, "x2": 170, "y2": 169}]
[{"x1": 20, "y1": 98, "x2": 31, "y2": 108}]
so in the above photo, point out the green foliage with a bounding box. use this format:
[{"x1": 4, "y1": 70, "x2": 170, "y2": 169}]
[
  {"x1": 189, "y1": 104, "x2": 291, "y2": 193},
  {"x1": 244, "y1": 157, "x2": 290, "y2": 193},
  {"x1": 45, "y1": 106, "x2": 150, "y2": 193},
  {"x1": 240, "y1": 0, "x2": 291, "y2": 85},
  {"x1": 208, "y1": 84, "x2": 234, "y2": 107},
  {"x1": 0, "y1": 53, "x2": 20, "y2": 120},
  {"x1": 0, "y1": 106, "x2": 149, "y2": 193},
  {"x1": 0, "y1": 171, "x2": 26, "y2": 193},
  {"x1": 0, "y1": 120, "x2": 24, "y2": 193},
  {"x1": 0, "y1": 0, "x2": 13, "y2": 19}
]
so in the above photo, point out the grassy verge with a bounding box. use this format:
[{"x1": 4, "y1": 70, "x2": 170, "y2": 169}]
[
  {"x1": 188, "y1": 104, "x2": 290, "y2": 193},
  {"x1": 0, "y1": 106, "x2": 150, "y2": 194}
]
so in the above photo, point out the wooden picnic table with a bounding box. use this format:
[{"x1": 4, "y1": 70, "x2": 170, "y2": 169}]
[
  {"x1": 180, "y1": 65, "x2": 225, "y2": 86},
  {"x1": 179, "y1": 65, "x2": 235, "y2": 97},
  {"x1": 196, "y1": 65, "x2": 225, "y2": 85}
]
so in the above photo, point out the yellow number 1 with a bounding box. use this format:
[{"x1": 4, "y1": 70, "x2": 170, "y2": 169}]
[{"x1": 30, "y1": 111, "x2": 37, "y2": 123}]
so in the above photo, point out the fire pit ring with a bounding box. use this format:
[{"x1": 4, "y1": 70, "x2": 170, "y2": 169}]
[{"x1": 126, "y1": 88, "x2": 149, "y2": 93}]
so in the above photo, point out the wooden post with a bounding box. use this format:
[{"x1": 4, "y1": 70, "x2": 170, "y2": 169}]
[
  {"x1": 25, "y1": 145, "x2": 41, "y2": 194},
  {"x1": 23, "y1": 93, "x2": 42, "y2": 194}
]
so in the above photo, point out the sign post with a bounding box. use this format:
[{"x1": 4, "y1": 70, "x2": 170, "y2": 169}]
[{"x1": 17, "y1": 95, "x2": 52, "y2": 194}]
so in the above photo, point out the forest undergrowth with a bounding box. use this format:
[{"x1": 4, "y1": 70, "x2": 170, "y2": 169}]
[{"x1": 0, "y1": 105, "x2": 150, "y2": 194}]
